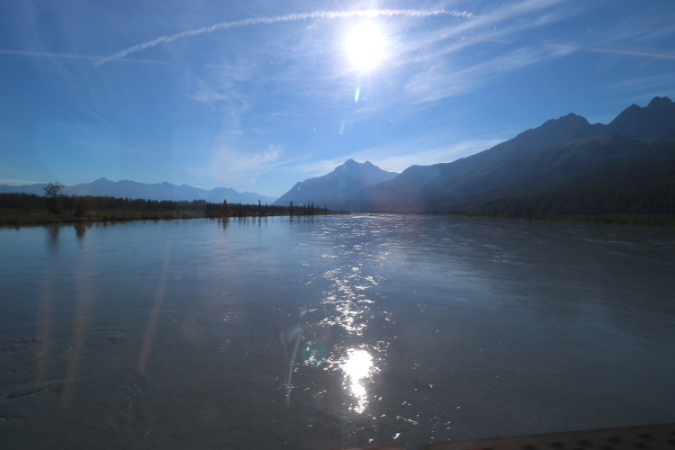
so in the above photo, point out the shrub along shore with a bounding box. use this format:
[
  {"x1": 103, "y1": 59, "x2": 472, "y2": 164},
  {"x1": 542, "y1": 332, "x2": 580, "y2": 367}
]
[{"x1": 0, "y1": 193, "x2": 348, "y2": 226}]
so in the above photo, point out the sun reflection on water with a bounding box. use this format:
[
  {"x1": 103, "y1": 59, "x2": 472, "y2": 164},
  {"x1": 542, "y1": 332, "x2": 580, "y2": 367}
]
[
  {"x1": 316, "y1": 263, "x2": 386, "y2": 413},
  {"x1": 340, "y1": 349, "x2": 376, "y2": 413},
  {"x1": 318, "y1": 267, "x2": 382, "y2": 335}
]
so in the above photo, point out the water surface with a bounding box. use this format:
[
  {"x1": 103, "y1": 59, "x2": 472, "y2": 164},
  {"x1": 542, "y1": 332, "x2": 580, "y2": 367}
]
[{"x1": 1, "y1": 215, "x2": 674, "y2": 449}]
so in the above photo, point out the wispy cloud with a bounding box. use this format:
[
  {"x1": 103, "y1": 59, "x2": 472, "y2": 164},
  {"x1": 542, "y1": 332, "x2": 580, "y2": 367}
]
[
  {"x1": 604, "y1": 72, "x2": 675, "y2": 106},
  {"x1": 606, "y1": 73, "x2": 675, "y2": 92},
  {"x1": 0, "y1": 48, "x2": 167, "y2": 64},
  {"x1": 589, "y1": 48, "x2": 675, "y2": 60},
  {"x1": 350, "y1": 138, "x2": 504, "y2": 173},
  {"x1": 403, "y1": 45, "x2": 560, "y2": 105},
  {"x1": 592, "y1": 10, "x2": 675, "y2": 45},
  {"x1": 182, "y1": 0, "x2": 579, "y2": 129},
  {"x1": 539, "y1": 6, "x2": 675, "y2": 64},
  {"x1": 293, "y1": 135, "x2": 505, "y2": 179},
  {"x1": 192, "y1": 143, "x2": 287, "y2": 187},
  {"x1": 394, "y1": 0, "x2": 568, "y2": 64},
  {"x1": 341, "y1": 0, "x2": 579, "y2": 109},
  {"x1": 95, "y1": 9, "x2": 470, "y2": 66}
]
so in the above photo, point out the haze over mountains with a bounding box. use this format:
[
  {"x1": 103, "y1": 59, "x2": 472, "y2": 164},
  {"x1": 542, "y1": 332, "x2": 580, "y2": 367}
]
[
  {"x1": 351, "y1": 96, "x2": 675, "y2": 214},
  {"x1": 4, "y1": 96, "x2": 673, "y2": 216},
  {"x1": 276, "y1": 96, "x2": 675, "y2": 216},
  {"x1": 0, "y1": 178, "x2": 278, "y2": 205},
  {"x1": 273, "y1": 159, "x2": 397, "y2": 210}
]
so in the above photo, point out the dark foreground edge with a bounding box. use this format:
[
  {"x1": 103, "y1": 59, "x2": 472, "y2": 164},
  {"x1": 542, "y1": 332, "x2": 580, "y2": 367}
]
[
  {"x1": 325, "y1": 422, "x2": 675, "y2": 450},
  {"x1": 424, "y1": 422, "x2": 675, "y2": 450}
]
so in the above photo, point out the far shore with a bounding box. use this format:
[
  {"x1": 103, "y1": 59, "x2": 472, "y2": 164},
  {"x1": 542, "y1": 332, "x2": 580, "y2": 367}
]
[
  {"x1": 3, "y1": 208, "x2": 675, "y2": 228},
  {"x1": 352, "y1": 210, "x2": 675, "y2": 227},
  {"x1": 0, "y1": 192, "x2": 349, "y2": 226},
  {"x1": 0, "y1": 209, "x2": 349, "y2": 227},
  {"x1": 447, "y1": 211, "x2": 675, "y2": 227}
]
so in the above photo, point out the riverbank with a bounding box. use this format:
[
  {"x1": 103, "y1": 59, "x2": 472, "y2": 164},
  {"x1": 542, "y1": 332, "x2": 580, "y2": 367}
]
[
  {"x1": 444, "y1": 211, "x2": 675, "y2": 226},
  {"x1": 0, "y1": 193, "x2": 349, "y2": 226},
  {"x1": 353, "y1": 210, "x2": 675, "y2": 227},
  {"x1": 0, "y1": 208, "x2": 349, "y2": 226},
  {"x1": 4, "y1": 202, "x2": 671, "y2": 228}
]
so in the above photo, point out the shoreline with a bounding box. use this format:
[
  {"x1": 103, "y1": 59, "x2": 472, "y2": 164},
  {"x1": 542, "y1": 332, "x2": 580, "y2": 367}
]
[
  {"x1": 0, "y1": 210, "x2": 349, "y2": 227},
  {"x1": 444, "y1": 211, "x2": 675, "y2": 227},
  {"x1": 354, "y1": 210, "x2": 675, "y2": 227},
  {"x1": 3, "y1": 210, "x2": 674, "y2": 228}
]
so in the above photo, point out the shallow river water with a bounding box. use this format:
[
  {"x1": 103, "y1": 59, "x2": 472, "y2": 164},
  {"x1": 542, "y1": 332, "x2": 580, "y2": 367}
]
[{"x1": 1, "y1": 215, "x2": 674, "y2": 449}]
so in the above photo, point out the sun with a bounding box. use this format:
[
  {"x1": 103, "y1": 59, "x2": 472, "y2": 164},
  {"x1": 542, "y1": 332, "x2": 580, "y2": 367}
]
[{"x1": 344, "y1": 22, "x2": 388, "y2": 72}]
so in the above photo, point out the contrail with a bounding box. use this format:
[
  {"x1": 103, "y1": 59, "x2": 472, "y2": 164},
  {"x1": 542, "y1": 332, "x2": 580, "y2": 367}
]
[
  {"x1": 95, "y1": 9, "x2": 471, "y2": 66},
  {"x1": 589, "y1": 47, "x2": 675, "y2": 60},
  {"x1": 0, "y1": 48, "x2": 168, "y2": 65}
]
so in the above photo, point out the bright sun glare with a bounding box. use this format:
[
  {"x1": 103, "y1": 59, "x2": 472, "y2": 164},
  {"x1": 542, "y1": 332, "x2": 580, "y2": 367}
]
[
  {"x1": 344, "y1": 22, "x2": 388, "y2": 72},
  {"x1": 341, "y1": 349, "x2": 374, "y2": 413}
]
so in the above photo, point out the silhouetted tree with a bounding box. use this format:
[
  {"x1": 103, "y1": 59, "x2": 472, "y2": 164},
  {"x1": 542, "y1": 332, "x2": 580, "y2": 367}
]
[
  {"x1": 43, "y1": 181, "x2": 65, "y2": 214},
  {"x1": 43, "y1": 181, "x2": 65, "y2": 198}
]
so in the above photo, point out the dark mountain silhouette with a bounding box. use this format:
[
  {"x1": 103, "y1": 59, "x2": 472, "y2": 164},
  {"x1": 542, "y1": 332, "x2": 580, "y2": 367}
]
[
  {"x1": 349, "y1": 96, "x2": 675, "y2": 214},
  {"x1": 606, "y1": 96, "x2": 675, "y2": 141},
  {"x1": 390, "y1": 135, "x2": 675, "y2": 215},
  {"x1": 0, "y1": 178, "x2": 277, "y2": 205},
  {"x1": 273, "y1": 159, "x2": 397, "y2": 210}
]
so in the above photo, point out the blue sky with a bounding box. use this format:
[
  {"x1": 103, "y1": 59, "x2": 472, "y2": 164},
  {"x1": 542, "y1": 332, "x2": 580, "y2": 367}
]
[{"x1": 1, "y1": 0, "x2": 674, "y2": 197}]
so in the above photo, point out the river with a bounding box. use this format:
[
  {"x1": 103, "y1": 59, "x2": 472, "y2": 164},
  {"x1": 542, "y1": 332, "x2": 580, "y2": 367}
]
[{"x1": 1, "y1": 215, "x2": 674, "y2": 449}]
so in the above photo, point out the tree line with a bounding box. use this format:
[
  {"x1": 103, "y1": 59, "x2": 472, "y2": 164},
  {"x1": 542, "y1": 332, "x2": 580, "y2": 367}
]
[
  {"x1": 1, "y1": 192, "x2": 178, "y2": 215},
  {"x1": 0, "y1": 183, "x2": 340, "y2": 221},
  {"x1": 206, "y1": 199, "x2": 330, "y2": 217}
]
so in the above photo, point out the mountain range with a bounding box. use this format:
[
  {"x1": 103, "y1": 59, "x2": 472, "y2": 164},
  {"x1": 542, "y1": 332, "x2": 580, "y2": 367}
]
[
  {"x1": 0, "y1": 178, "x2": 278, "y2": 205},
  {"x1": 274, "y1": 96, "x2": 675, "y2": 216},
  {"x1": 272, "y1": 159, "x2": 397, "y2": 210},
  {"x1": 4, "y1": 96, "x2": 673, "y2": 216}
]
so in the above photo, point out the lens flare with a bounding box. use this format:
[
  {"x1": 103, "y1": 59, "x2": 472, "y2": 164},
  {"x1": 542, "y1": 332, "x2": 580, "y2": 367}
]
[{"x1": 344, "y1": 22, "x2": 388, "y2": 72}]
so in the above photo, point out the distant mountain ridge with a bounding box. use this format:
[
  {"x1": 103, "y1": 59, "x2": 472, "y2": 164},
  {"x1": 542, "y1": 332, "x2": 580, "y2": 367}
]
[
  {"x1": 273, "y1": 159, "x2": 397, "y2": 210},
  {"x1": 0, "y1": 178, "x2": 277, "y2": 205},
  {"x1": 349, "y1": 96, "x2": 675, "y2": 214},
  {"x1": 606, "y1": 96, "x2": 675, "y2": 140},
  {"x1": 6, "y1": 96, "x2": 672, "y2": 216}
]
